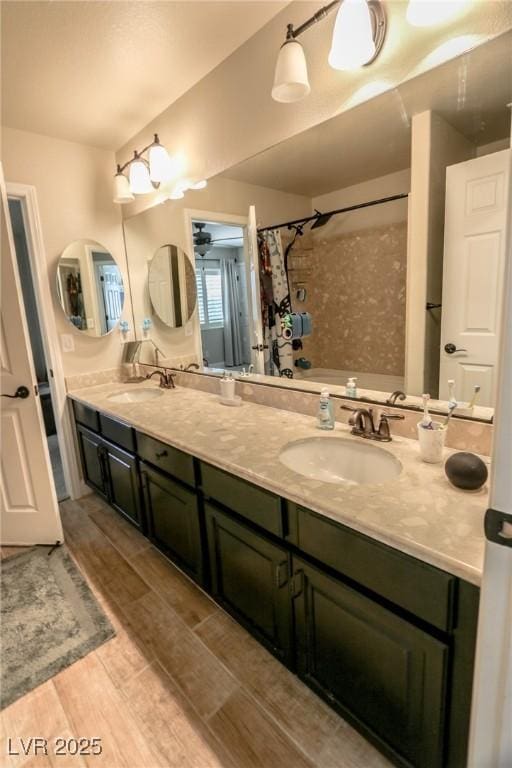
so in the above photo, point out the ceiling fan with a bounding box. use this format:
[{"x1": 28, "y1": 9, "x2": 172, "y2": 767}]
[{"x1": 193, "y1": 222, "x2": 242, "y2": 256}]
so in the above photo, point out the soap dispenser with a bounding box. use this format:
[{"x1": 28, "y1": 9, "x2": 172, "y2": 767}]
[
  {"x1": 346, "y1": 377, "x2": 358, "y2": 398},
  {"x1": 317, "y1": 388, "x2": 335, "y2": 430}
]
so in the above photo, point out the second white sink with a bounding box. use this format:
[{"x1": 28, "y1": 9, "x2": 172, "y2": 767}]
[
  {"x1": 279, "y1": 436, "x2": 402, "y2": 485},
  {"x1": 108, "y1": 388, "x2": 164, "y2": 404}
]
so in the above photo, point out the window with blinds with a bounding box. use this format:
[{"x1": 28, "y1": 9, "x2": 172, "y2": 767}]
[{"x1": 195, "y1": 266, "x2": 224, "y2": 328}]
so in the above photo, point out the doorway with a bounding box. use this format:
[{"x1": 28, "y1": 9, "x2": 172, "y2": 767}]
[
  {"x1": 7, "y1": 198, "x2": 68, "y2": 501},
  {"x1": 191, "y1": 219, "x2": 251, "y2": 370}
]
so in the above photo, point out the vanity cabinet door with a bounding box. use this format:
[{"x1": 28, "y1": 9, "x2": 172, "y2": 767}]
[
  {"x1": 76, "y1": 424, "x2": 108, "y2": 498},
  {"x1": 141, "y1": 462, "x2": 203, "y2": 585},
  {"x1": 103, "y1": 441, "x2": 143, "y2": 530},
  {"x1": 205, "y1": 502, "x2": 293, "y2": 666},
  {"x1": 292, "y1": 557, "x2": 448, "y2": 768}
]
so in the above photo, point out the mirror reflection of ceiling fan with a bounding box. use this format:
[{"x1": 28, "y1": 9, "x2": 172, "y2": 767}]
[{"x1": 193, "y1": 222, "x2": 241, "y2": 255}]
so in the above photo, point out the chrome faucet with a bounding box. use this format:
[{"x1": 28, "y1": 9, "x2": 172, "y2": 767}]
[
  {"x1": 183, "y1": 362, "x2": 200, "y2": 371},
  {"x1": 341, "y1": 405, "x2": 404, "y2": 442},
  {"x1": 146, "y1": 370, "x2": 176, "y2": 389}
]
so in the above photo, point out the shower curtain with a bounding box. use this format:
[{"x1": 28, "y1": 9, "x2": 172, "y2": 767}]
[
  {"x1": 221, "y1": 256, "x2": 244, "y2": 367},
  {"x1": 258, "y1": 230, "x2": 294, "y2": 377}
]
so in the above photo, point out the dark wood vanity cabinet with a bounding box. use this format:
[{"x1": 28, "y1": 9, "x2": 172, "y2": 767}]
[
  {"x1": 72, "y1": 400, "x2": 478, "y2": 768},
  {"x1": 76, "y1": 424, "x2": 108, "y2": 499},
  {"x1": 205, "y1": 501, "x2": 293, "y2": 665},
  {"x1": 76, "y1": 424, "x2": 143, "y2": 529},
  {"x1": 102, "y1": 441, "x2": 143, "y2": 529},
  {"x1": 292, "y1": 557, "x2": 448, "y2": 768},
  {"x1": 140, "y1": 462, "x2": 204, "y2": 585}
]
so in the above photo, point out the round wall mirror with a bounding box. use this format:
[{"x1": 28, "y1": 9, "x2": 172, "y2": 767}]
[
  {"x1": 148, "y1": 244, "x2": 197, "y2": 328},
  {"x1": 56, "y1": 240, "x2": 125, "y2": 336}
]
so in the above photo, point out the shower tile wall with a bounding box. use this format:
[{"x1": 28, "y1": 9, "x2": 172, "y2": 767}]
[{"x1": 289, "y1": 222, "x2": 408, "y2": 376}]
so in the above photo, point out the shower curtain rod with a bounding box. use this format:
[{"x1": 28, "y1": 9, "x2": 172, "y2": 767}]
[{"x1": 257, "y1": 192, "x2": 409, "y2": 233}]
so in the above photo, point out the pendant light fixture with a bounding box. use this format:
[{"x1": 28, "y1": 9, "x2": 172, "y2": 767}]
[
  {"x1": 112, "y1": 134, "x2": 208, "y2": 204},
  {"x1": 271, "y1": 0, "x2": 386, "y2": 104}
]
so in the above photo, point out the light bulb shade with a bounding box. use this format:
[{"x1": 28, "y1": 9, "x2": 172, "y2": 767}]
[
  {"x1": 149, "y1": 142, "x2": 172, "y2": 182},
  {"x1": 113, "y1": 172, "x2": 134, "y2": 203},
  {"x1": 329, "y1": 0, "x2": 376, "y2": 71},
  {"x1": 129, "y1": 158, "x2": 153, "y2": 194},
  {"x1": 272, "y1": 39, "x2": 310, "y2": 103},
  {"x1": 190, "y1": 179, "x2": 207, "y2": 190},
  {"x1": 406, "y1": 0, "x2": 467, "y2": 27}
]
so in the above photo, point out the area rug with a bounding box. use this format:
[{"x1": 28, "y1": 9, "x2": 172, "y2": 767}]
[{"x1": 1, "y1": 546, "x2": 115, "y2": 709}]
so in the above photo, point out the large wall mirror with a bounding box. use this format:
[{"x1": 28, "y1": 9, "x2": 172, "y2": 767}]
[
  {"x1": 205, "y1": 31, "x2": 510, "y2": 415},
  {"x1": 122, "y1": 32, "x2": 510, "y2": 418},
  {"x1": 56, "y1": 239, "x2": 124, "y2": 336},
  {"x1": 148, "y1": 244, "x2": 196, "y2": 328}
]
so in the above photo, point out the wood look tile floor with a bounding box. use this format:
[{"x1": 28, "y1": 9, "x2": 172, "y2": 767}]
[{"x1": 1, "y1": 495, "x2": 392, "y2": 768}]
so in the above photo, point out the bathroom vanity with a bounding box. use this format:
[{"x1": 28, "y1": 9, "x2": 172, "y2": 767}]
[{"x1": 69, "y1": 383, "x2": 485, "y2": 768}]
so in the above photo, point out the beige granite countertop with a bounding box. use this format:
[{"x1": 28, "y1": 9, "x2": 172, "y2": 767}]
[{"x1": 68, "y1": 381, "x2": 490, "y2": 586}]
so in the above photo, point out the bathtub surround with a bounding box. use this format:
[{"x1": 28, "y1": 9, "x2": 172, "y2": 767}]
[
  {"x1": 290, "y1": 220, "x2": 407, "y2": 376},
  {"x1": 0, "y1": 546, "x2": 115, "y2": 709}
]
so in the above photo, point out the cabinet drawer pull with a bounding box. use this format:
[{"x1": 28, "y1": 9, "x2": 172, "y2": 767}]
[
  {"x1": 275, "y1": 560, "x2": 289, "y2": 588},
  {"x1": 155, "y1": 449, "x2": 168, "y2": 459}
]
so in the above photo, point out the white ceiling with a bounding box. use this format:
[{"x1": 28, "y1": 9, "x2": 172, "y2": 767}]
[
  {"x1": 1, "y1": 0, "x2": 287, "y2": 150},
  {"x1": 222, "y1": 32, "x2": 512, "y2": 197}
]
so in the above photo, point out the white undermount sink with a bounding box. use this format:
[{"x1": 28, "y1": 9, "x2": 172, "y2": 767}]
[
  {"x1": 279, "y1": 436, "x2": 402, "y2": 485},
  {"x1": 108, "y1": 388, "x2": 164, "y2": 404}
]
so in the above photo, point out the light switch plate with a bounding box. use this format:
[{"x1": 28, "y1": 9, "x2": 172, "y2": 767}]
[
  {"x1": 61, "y1": 334, "x2": 75, "y2": 352},
  {"x1": 185, "y1": 323, "x2": 193, "y2": 337}
]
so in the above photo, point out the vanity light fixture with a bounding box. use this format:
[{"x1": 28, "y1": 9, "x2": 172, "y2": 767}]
[
  {"x1": 272, "y1": 0, "x2": 386, "y2": 103},
  {"x1": 113, "y1": 134, "x2": 171, "y2": 202},
  {"x1": 113, "y1": 134, "x2": 209, "y2": 204}
]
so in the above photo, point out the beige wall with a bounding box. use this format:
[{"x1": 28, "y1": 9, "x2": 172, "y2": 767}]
[
  {"x1": 123, "y1": 174, "x2": 310, "y2": 362},
  {"x1": 116, "y1": 2, "x2": 512, "y2": 218},
  {"x1": 2, "y1": 127, "x2": 131, "y2": 376},
  {"x1": 312, "y1": 169, "x2": 410, "y2": 234}
]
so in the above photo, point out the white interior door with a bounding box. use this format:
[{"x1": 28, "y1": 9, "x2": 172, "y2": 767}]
[
  {"x1": 245, "y1": 205, "x2": 265, "y2": 373},
  {"x1": 439, "y1": 149, "x2": 510, "y2": 406},
  {"x1": 0, "y1": 163, "x2": 63, "y2": 545}
]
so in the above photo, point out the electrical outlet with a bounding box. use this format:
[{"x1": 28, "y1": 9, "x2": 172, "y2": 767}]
[
  {"x1": 185, "y1": 323, "x2": 193, "y2": 337},
  {"x1": 61, "y1": 334, "x2": 75, "y2": 352}
]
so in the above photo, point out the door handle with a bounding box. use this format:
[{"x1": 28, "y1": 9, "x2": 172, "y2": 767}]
[
  {"x1": 444, "y1": 343, "x2": 468, "y2": 355},
  {"x1": 2, "y1": 385, "x2": 30, "y2": 399}
]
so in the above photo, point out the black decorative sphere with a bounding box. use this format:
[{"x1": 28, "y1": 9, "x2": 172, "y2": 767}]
[{"x1": 445, "y1": 452, "x2": 488, "y2": 491}]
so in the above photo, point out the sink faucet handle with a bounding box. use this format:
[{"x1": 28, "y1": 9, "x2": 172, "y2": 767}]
[{"x1": 381, "y1": 411, "x2": 405, "y2": 420}]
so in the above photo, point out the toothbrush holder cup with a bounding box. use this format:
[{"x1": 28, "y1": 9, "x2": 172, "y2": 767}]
[{"x1": 417, "y1": 421, "x2": 447, "y2": 464}]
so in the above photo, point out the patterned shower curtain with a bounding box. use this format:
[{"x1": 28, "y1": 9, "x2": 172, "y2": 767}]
[{"x1": 257, "y1": 230, "x2": 294, "y2": 378}]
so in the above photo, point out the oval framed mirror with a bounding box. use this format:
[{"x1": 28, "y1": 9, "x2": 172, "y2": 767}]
[
  {"x1": 56, "y1": 239, "x2": 125, "y2": 336},
  {"x1": 148, "y1": 244, "x2": 197, "y2": 328}
]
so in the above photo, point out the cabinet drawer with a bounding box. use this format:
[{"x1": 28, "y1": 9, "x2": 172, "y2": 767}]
[
  {"x1": 289, "y1": 504, "x2": 455, "y2": 632},
  {"x1": 100, "y1": 413, "x2": 136, "y2": 453},
  {"x1": 200, "y1": 462, "x2": 284, "y2": 537},
  {"x1": 73, "y1": 400, "x2": 99, "y2": 432},
  {"x1": 136, "y1": 432, "x2": 195, "y2": 487}
]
